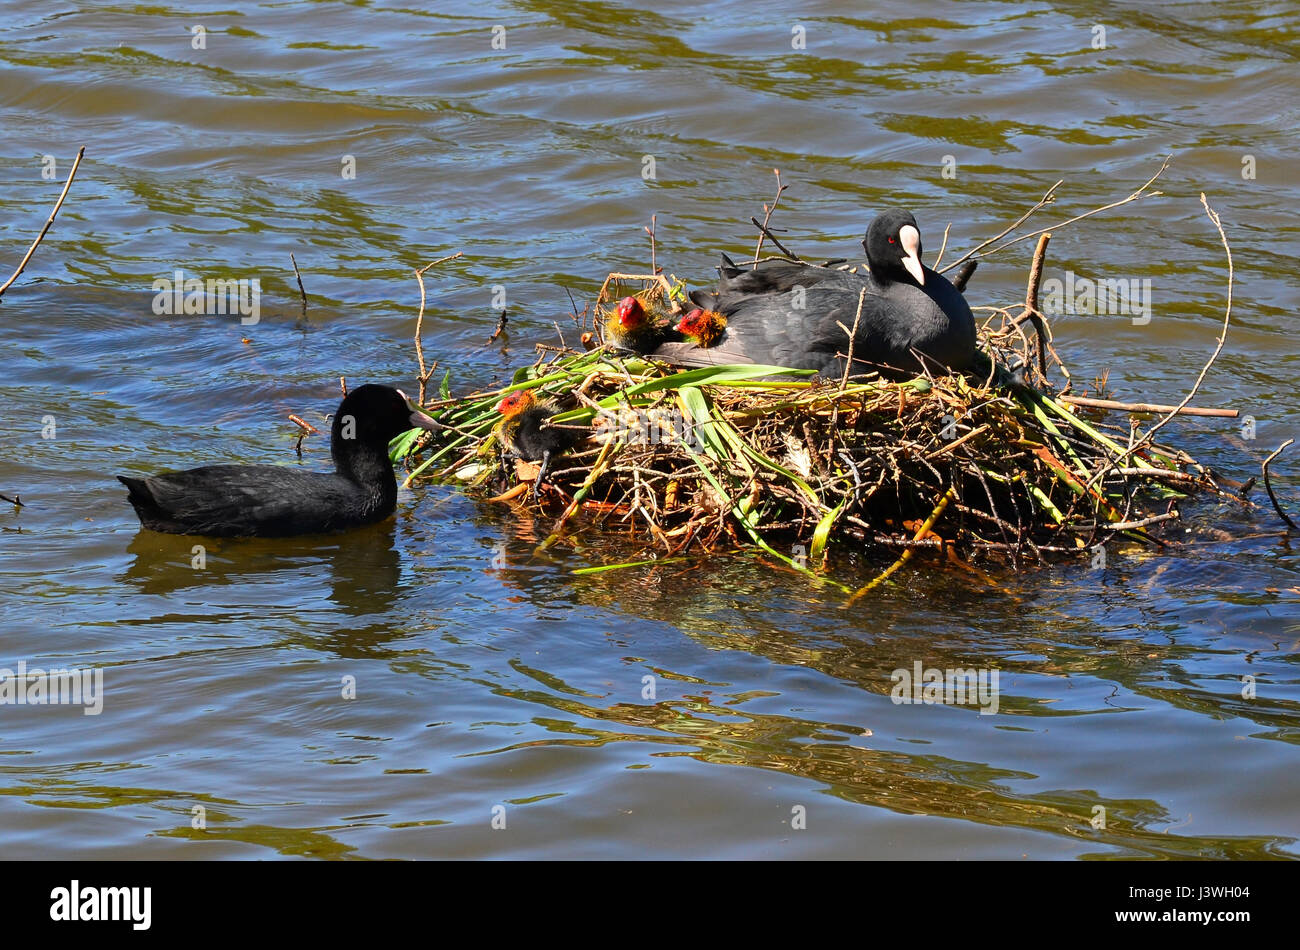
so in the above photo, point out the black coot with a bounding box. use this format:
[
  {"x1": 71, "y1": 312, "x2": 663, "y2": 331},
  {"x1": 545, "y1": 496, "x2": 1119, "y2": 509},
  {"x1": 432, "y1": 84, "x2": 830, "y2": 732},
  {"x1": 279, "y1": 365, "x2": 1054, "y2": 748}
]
[
  {"x1": 655, "y1": 209, "x2": 977, "y2": 379},
  {"x1": 117, "y1": 384, "x2": 438, "y2": 537}
]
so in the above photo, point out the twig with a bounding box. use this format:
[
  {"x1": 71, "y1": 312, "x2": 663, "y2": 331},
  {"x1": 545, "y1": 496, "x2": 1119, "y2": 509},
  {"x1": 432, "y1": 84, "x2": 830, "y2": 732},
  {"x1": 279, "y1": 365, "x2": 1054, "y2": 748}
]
[
  {"x1": 846, "y1": 486, "x2": 957, "y2": 604},
  {"x1": 0, "y1": 146, "x2": 86, "y2": 299},
  {"x1": 924, "y1": 424, "x2": 990, "y2": 460},
  {"x1": 540, "y1": 439, "x2": 620, "y2": 549},
  {"x1": 644, "y1": 214, "x2": 658, "y2": 275},
  {"x1": 752, "y1": 168, "x2": 792, "y2": 265},
  {"x1": 289, "y1": 413, "x2": 318, "y2": 458},
  {"x1": 1024, "y1": 233, "x2": 1048, "y2": 312},
  {"x1": 413, "y1": 252, "x2": 464, "y2": 404},
  {"x1": 976, "y1": 158, "x2": 1173, "y2": 273},
  {"x1": 0, "y1": 492, "x2": 23, "y2": 507},
  {"x1": 1064, "y1": 511, "x2": 1181, "y2": 531},
  {"x1": 1008, "y1": 233, "x2": 1051, "y2": 379},
  {"x1": 1059, "y1": 395, "x2": 1237, "y2": 418},
  {"x1": 487, "y1": 308, "x2": 509, "y2": 343},
  {"x1": 1262, "y1": 439, "x2": 1296, "y2": 529},
  {"x1": 942, "y1": 157, "x2": 1171, "y2": 274},
  {"x1": 933, "y1": 223, "x2": 951, "y2": 269},
  {"x1": 1102, "y1": 194, "x2": 1231, "y2": 480},
  {"x1": 836, "y1": 288, "x2": 868, "y2": 395},
  {"x1": 939, "y1": 176, "x2": 1062, "y2": 274},
  {"x1": 289, "y1": 252, "x2": 308, "y2": 308},
  {"x1": 750, "y1": 216, "x2": 799, "y2": 261},
  {"x1": 1114, "y1": 467, "x2": 1213, "y2": 484},
  {"x1": 563, "y1": 286, "x2": 584, "y2": 327}
]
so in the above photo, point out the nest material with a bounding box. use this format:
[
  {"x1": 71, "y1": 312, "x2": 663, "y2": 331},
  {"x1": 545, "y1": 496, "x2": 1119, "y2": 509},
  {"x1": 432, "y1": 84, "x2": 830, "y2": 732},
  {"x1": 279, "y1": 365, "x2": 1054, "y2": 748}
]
[
  {"x1": 396, "y1": 304, "x2": 1242, "y2": 574},
  {"x1": 586, "y1": 272, "x2": 686, "y2": 349},
  {"x1": 394, "y1": 168, "x2": 1263, "y2": 580}
]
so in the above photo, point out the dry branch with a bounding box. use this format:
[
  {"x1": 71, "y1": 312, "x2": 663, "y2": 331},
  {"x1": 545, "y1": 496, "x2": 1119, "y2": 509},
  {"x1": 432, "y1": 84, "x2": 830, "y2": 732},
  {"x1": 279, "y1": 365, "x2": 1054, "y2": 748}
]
[{"x1": 0, "y1": 146, "x2": 86, "y2": 299}]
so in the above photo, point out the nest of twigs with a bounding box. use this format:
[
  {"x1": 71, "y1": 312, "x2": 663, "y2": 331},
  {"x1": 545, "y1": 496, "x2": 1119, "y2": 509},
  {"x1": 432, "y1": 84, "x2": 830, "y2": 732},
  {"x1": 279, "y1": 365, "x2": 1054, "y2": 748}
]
[
  {"x1": 395, "y1": 167, "x2": 1265, "y2": 586},
  {"x1": 394, "y1": 335, "x2": 1238, "y2": 578}
]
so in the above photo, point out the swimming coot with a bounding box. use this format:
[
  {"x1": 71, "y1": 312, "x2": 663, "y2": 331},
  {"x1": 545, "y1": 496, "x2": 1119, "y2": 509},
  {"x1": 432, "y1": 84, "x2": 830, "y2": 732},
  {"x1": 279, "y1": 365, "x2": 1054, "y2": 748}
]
[
  {"x1": 655, "y1": 209, "x2": 977, "y2": 379},
  {"x1": 117, "y1": 384, "x2": 439, "y2": 537},
  {"x1": 494, "y1": 389, "x2": 585, "y2": 494}
]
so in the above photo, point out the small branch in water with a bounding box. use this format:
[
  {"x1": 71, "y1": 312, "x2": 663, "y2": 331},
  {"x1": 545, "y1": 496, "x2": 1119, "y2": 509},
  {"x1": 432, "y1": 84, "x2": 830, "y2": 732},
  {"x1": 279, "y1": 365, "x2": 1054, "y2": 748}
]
[
  {"x1": 1, "y1": 492, "x2": 24, "y2": 507},
  {"x1": 339, "y1": 376, "x2": 348, "y2": 397},
  {"x1": 289, "y1": 413, "x2": 319, "y2": 458},
  {"x1": 1109, "y1": 194, "x2": 1231, "y2": 477},
  {"x1": 563, "y1": 286, "x2": 588, "y2": 330},
  {"x1": 846, "y1": 486, "x2": 958, "y2": 604},
  {"x1": 0, "y1": 146, "x2": 86, "y2": 299},
  {"x1": 1024, "y1": 233, "x2": 1049, "y2": 313},
  {"x1": 1262, "y1": 439, "x2": 1296, "y2": 530},
  {"x1": 940, "y1": 175, "x2": 1062, "y2": 274},
  {"x1": 996, "y1": 157, "x2": 1172, "y2": 265},
  {"x1": 487, "y1": 308, "x2": 509, "y2": 343},
  {"x1": 1063, "y1": 510, "x2": 1181, "y2": 531},
  {"x1": 289, "y1": 252, "x2": 308, "y2": 312},
  {"x1": 413, "y1": 252, "x2": 464, "y2": 404}
]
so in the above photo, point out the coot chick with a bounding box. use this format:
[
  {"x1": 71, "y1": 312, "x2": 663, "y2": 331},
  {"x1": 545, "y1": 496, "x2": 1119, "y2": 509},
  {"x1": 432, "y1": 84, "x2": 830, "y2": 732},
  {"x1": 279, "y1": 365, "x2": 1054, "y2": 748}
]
[
  {"x1": 675, "y1": 307, "x2": 727, "y2": 346},
  {"x1": 117, "y1": 384, "x2": 439, "y2": 537},
  {"x1": 495, "y1": 389, "x2": 585, "y2": 494},
  {"x1": 605, "y1": 295, "x2": 676, "y2": 354},
  {"x1": 657, "y1": 209, "x2": 976, "y2": 379}
]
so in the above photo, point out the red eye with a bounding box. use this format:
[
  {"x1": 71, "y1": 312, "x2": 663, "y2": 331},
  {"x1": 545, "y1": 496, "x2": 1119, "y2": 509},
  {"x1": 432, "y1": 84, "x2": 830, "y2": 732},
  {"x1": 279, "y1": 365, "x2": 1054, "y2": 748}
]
[{"x1": 888, "y1": 237, "x2": 895, "y2": 243}]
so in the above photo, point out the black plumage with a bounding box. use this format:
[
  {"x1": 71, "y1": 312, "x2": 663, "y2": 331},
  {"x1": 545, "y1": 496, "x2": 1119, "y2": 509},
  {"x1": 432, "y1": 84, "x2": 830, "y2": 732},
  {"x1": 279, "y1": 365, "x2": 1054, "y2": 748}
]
[
  {"x1": 116, "y1": 384, "x2": 438, "y2": 537},
  {"x1": 655, "y1": 209, "x2": 977, "y2": 380}
]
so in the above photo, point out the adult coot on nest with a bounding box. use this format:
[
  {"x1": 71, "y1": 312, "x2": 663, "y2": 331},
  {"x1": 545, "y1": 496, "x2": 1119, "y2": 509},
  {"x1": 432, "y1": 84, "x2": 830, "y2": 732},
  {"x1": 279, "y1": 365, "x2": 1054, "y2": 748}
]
[
  {"x1": 655, "y1": 209, "x2": 976, "y2": 379},
  {"x1": 117, "y1": 384, "x2": 438, "y2": 537}
]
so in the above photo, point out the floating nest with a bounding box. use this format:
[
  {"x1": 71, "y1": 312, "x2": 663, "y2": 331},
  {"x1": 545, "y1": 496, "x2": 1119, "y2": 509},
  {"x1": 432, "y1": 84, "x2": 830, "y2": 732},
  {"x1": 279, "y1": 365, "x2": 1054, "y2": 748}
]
[
  {"x1": 395, "y1": 293, "x2": 1247, "y2": 583},
  {"x1": 395, "y1": 181, "x2": 1260, "y2": 586}
]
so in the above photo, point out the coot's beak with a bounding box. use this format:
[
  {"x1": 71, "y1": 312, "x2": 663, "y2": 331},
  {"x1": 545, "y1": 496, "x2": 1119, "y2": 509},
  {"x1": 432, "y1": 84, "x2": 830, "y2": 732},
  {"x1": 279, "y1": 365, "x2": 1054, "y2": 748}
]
[
  {"x1": 398, "y1": 389, "x2": 442, "y2": 431},
  {"x1": 898, "y1": 225, "x2": 924, "y2": 285}
]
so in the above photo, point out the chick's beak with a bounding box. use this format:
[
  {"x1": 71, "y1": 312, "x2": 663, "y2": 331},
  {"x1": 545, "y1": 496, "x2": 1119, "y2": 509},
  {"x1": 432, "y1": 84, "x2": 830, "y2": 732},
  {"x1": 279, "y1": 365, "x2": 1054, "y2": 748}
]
[
  {"x1": 398, "y1": 389, "x2": 442, "y2": 431},
  {"x1": 898, "y1": 225, "x2": 924, "y2": 285}
]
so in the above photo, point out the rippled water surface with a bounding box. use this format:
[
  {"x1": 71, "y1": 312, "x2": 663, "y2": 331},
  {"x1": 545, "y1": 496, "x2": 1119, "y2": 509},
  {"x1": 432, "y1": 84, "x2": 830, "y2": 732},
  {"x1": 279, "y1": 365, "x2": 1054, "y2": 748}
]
[{"x1": 1, "y1": 1, "x2": 1298, "y2": 859}]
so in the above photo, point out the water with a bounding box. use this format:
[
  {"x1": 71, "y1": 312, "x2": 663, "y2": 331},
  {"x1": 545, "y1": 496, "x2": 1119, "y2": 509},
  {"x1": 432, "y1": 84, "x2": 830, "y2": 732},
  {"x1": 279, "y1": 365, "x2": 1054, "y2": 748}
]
[{"x1": 1, "y1": 0, "x2": 1298, "y2": 859}]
